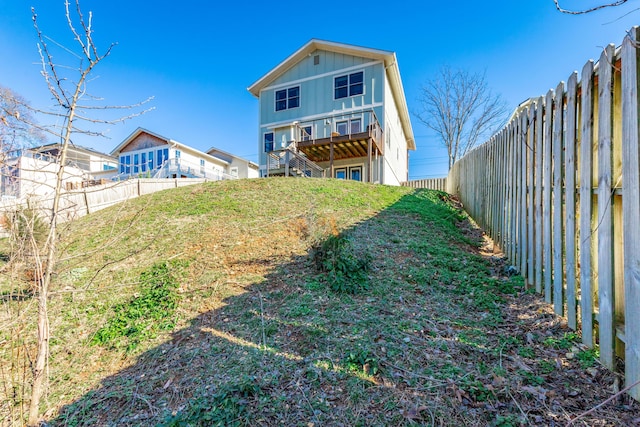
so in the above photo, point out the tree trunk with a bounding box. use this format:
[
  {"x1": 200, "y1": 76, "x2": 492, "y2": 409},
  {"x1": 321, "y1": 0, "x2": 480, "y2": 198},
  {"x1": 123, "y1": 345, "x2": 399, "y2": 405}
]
[{"x1": 27, "y1": 91, "x2": 80, "y2": 426}]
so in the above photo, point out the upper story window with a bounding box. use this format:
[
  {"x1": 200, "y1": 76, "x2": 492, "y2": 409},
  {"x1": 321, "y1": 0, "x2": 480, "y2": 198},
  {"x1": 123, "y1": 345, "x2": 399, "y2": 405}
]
[
  {"x1": 334, "y1": 71, "x2": 363, "y2": 99},
  {"x1": 275, "y1": 86, "x2": 300, "y2": 111},
  {"x1": 336, "y1": 121, "x2": 348, "y2": 136},
  {"x1": 335, "y1": 118, "x2": 361, "y2": 136},
  {"x1": 350, "y1": 118, "x2": 361, "y2": 134},
  {"x1": 264, "y1": 132, "x2": 274, "y2": 152},
  {"x1": 300, "y1": 125, "x2": 312, "y2": 141}
]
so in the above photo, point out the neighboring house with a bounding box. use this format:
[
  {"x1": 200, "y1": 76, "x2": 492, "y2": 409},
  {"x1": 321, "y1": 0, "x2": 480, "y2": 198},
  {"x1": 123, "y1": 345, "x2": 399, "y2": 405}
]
[
  {"x1": 206, "y1": 147, "x2": 259, "y2": 179},
  {"x1": 111, "y1": 128, "x2": 230, "y2": 181},
  {"x1": 248, "y1": 39, "x2": 415, "y2": 185},
  {"x1": 0, "y1": 144, "x2": 117, "y2": 199},
  {"x1": 34, "y1": 142, "x2": 118, "y2": 175},
  {"x1": 111, "y1": 128, "x2": 255, "y2": 181}
]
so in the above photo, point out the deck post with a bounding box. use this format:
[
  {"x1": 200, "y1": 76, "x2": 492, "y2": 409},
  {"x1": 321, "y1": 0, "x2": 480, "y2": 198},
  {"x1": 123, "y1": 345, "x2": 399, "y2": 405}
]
[
  {"x1": 367, "y1": 139, "x2": 372, "y2": 183},
  {"x1": 284, "y1": 150, "x2": 290, "y2": 176},
  {"x1": 329, "y1": 143, "x2": 334, "y2": 178}
]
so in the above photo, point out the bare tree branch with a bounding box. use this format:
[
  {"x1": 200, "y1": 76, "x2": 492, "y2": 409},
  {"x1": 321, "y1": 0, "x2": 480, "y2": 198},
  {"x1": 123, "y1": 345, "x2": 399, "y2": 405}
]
[
  {"x1": 553, "y1": 0, "x2": 630, "y2": 14},
  {"x1": 414, "y1": 66, "x2": 508, "y2": 170},
  {"x1": 22, "y1": 1, "x2": 153, "y2": 424}
]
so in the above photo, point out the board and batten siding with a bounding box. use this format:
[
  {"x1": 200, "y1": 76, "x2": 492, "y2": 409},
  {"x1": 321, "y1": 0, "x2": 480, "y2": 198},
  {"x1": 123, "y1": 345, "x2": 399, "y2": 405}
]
[
  {"x1": 447, "y1": 27, "x2": 640, "y2": 401},
  {"x1": 380, "y1": 75, "x2": 409, "y2": 186},
  {"x1": 257, "y1": 49, "x2": 386, "y2": 171},
  {"x1": 258, "y1": 52, "x2": 384, "y2": 127}
]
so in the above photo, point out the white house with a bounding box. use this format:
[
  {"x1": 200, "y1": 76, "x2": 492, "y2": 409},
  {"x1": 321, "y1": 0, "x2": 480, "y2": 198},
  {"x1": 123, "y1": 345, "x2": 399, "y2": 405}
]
[
  {"x1": 1, "y1": 144, "x2": 117, "y2": 199},
  {"x1": 111, "y1": 128, "x2": 240, "y2": 181},
  {"x1": 206, "y1": 147, "x2": 259, "y2": 179},
  {"x1": 248, "y1": 39, "x2": 416, "y2": 185}
]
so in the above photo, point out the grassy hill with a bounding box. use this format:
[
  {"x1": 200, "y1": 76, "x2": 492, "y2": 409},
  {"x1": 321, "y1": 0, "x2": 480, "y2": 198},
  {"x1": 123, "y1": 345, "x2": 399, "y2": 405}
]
[{"x1": 1, "y1": 178, "x2": 636, "y2": 426}]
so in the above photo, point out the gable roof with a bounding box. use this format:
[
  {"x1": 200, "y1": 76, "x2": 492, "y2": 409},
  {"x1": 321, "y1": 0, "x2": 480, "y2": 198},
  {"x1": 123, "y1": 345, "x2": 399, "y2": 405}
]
[
  {"x1": 33, "y1": 142, "x2": 116, "y2": 161},
  {"x1": 110, "y1": 127, "x2": 229, "y2": 166},
  {"x1": 248, "y1": 39, "x2": 415, "y2": 150},
  {"x1": 206, "y1": 146, "x2": 259, "y2": 169}
]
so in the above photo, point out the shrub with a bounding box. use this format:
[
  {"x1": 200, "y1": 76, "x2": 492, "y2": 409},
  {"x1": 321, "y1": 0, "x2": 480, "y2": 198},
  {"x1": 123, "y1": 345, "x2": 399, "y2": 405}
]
[{"x1": 312, "y1": 234, "x2": 371, "y2": 294}]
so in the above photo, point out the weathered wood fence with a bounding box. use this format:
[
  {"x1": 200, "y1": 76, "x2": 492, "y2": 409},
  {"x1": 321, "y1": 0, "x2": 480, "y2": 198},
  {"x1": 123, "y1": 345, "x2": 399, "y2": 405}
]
[
  {"x1": 447, "y1": 27, "x2": 640, "y2": 400},
  {"x1": 402, "y1": 178, "x2": 447, "y2": 191}
]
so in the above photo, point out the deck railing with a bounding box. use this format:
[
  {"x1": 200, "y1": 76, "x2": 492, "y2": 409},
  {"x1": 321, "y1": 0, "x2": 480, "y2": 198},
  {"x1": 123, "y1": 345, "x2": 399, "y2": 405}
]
[
  {"x1": 112, "y1": 158, "x2": 236, "y2": 181},
  {"x1": 265, "y1": 148, "x2": 325, "y2": 178}
]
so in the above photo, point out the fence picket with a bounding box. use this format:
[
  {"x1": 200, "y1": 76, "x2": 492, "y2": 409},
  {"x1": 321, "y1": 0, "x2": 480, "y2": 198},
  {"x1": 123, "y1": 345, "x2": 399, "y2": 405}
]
[
  {"x1": 597, "y1": 44, "x2": 616, "y2": 370},
  {"x1": 543, "y1": 90, "x2": 554, "y2": 303},
  {"x1": 579, "y1": 59, "x2": 595, "y2": 348},
  {"x1": 565, "y1": 72, "x2": 578, "y2": 329},
  {"x1": 527, "y1": 104, "x2": 535, "y2": 287},
  {"x1": 553, "y1": 82, "x2": 565, "y2": 315},
  {"x1": 520, "y1": 111, "x2": 528, "y2": 277},
  {"x1": 513, "y1": 118, "x2": 521, "y2": 269},
  {"x1": 535, "y1": 97, "x2": 544, "y2": 293},
  {"x1": 622, "y1": 26, "x2": 640, "y2": 401}
]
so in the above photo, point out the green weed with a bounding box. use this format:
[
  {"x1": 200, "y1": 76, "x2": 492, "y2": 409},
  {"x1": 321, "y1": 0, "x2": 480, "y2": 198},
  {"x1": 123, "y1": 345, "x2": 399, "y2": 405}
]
[
  {"x1": 160, "y1": 377, "x2": 261, "y2": 427},
  {"x1": 543, "y1": 332, "x2": 579, "y2": 350},
  {"x1": 344, "y1": 349, "x2": 379, "y2": 376},
  {"x1": 576, "y1": 348, "x2": 599, "y2": 368},
  {"x1": 538, "y1": 360, "x2": 556, "y2": 374},
  {"x1": 91, "y1": 260, "x2": 188, "y2": 352}
]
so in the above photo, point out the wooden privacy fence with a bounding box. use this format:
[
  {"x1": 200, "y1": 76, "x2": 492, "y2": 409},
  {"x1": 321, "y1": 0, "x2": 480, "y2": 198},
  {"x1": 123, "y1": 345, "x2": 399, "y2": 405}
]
[
  {"x1": 402, "y1": 178, "x2": 447, "y2": 191},
  {"x1": 447, "y1": 27, "x2": 640, "y2": 400}
]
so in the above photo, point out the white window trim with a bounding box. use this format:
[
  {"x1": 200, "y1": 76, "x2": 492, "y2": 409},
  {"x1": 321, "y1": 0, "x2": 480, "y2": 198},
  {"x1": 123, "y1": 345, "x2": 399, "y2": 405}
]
[
  {"x1": 335, "y1": 120, "x2": 349, "y2": 135},
  {"x1": 349, "y1": 165, "x2": 363, "y2": 181},
  {"x1": 334, "y1": 164, "x2": 364, "y2": 181},
  {"x1": 263, "y1": 131, "x2": 275, "y2": 153},
  {"x1": 300, "y1": 124, "x2": 313, "y2": 141},
  {"x1": 335, "y1": 116, "x2": 363, "y2": 135},
  {"x1": 261, "y1": 61, "x2": 381, "y2": 93},
  {"x1": 333, "y1": 70, "x2": 365, "y2": 101},
  {"x1": 274, "y1": 85, "x2": 301, "y2": 113}
]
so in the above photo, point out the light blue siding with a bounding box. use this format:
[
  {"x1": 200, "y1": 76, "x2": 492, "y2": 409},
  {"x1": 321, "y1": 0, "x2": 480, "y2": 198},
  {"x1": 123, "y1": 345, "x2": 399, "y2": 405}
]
[
  {"x1": 273, "y1": 50, "x2": 376, "y2": 86},
  {"x1": 259, "y1": 49, "x2": 385, "y2": 127},
  {"x1": 257, "y1": 49, "x2": 391, "y2": 175}
]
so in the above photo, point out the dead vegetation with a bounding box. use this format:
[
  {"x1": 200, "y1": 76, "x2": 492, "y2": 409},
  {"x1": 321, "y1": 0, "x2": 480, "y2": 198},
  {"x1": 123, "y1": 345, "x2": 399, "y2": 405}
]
[{"x1": 0, "y1": 178, "x2": 638, "y2": 426}]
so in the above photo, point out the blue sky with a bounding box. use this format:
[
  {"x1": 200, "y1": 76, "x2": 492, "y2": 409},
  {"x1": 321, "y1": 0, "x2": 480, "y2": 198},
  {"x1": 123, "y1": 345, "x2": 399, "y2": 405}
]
[{"x1": 1, "y1": 0, "x2": 639, "y2": 179}]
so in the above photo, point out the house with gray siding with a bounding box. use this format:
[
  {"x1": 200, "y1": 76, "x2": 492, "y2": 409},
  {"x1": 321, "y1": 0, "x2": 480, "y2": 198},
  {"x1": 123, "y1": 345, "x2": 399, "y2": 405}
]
[{"x1": 248, "y1": 39, "x2": 415, "y2": 185}]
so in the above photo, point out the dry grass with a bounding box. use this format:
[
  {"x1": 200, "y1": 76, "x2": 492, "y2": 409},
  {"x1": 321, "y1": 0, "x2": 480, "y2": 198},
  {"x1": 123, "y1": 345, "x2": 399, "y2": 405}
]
[{"x1": 0, "y1": 177, "x2": 637, "y2": 426}]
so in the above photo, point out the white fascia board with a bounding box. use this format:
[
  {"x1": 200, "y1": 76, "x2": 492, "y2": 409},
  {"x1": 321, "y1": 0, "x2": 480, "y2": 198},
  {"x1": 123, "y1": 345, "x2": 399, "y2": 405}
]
[{"x1": 248, "y1": 39, "x2": 394, "y2": 97}]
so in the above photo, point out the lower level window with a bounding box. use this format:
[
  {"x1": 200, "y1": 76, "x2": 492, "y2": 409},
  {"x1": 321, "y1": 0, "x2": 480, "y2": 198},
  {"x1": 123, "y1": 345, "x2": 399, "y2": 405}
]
[
  {"x1": 350, "y1": 166, "x2": 362, "y2": 181},
  {"x1": 334, "y1": 166, "x2": 362, "y2": 181},
  {"x1": 264, "y1": 132, "x2": 274, "y2": 152}
]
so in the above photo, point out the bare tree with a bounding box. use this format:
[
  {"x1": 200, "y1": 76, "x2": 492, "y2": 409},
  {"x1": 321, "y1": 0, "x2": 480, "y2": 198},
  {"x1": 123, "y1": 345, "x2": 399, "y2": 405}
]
[
  {"x1": 22, "y1": 1, "x2": 152, "y2": 424},
  {"x1": 0, "y1": 87, "x2": 46, "y2": 156},
  {"x1": 552, "y1": 0, "x2": 631, "y2": 14},
  {"x1": 414, "y1": 66, "x2": 508, "y2": 171}
]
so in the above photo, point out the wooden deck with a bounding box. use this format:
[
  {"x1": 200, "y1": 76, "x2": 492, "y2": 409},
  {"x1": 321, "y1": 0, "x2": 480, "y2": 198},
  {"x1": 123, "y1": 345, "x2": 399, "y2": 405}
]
[{"x1": 296, "y1": 128, "x2": 384, "y2": 163}]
